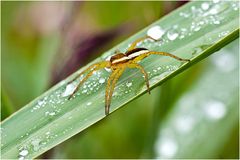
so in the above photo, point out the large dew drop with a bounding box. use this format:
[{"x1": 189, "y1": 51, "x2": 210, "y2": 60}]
[
  {"x1": 147, "y1": 26, "x2": 165, "y2": 40},
  {"x1": 62, "y1": 83, "x2": 76, "y2": 97}
]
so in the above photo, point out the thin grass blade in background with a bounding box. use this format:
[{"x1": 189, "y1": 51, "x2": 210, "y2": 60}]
[{"x1": 154, "y1": 38, "x2": 239, "y2": 158}]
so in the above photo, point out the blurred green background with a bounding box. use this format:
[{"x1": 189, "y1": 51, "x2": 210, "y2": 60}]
[{"x1": 1, "y1": 1, "x2": 239, "y2": 159}]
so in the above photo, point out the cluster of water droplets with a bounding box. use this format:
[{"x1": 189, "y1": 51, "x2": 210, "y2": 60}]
[
  {"x1": 18, "y1": 148, "x2": 29, "y2": 160},
  {"x1": 10, "y1": 69, "x2": 113, "y2": 158},
  {"x1": 145, "y1": 1, "x2": 237, "y2": 48},
  {"x1": 110, "y1": 80, "x2": 134, "y2": 98},
  {"x1": 30, "y1": 89, "x2": 67, "y2": 118},
  {"x1": 17, "y1": 122, "x2": 76, "y2": 159}
]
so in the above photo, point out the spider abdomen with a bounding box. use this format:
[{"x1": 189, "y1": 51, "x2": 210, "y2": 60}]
[
  {"x1": 110, "y1": 53, "x2": 129, "y2": 64},
  {"x1": 111, "y1": 48, "x2": 149, "y2": 64}
]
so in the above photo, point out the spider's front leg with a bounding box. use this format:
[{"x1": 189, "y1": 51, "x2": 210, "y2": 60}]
[
  {"x1": 67, "y1": 63, "x2": 97, "y2": 85},
  {"x1": 127, "y1": 35, "x2": 158, "y2": 51},
  {"x1": 105, "y1": 69, "x2": 119, "y2": 115},
  {"x1": 68, "y1": 61, "x2": 110, "y2": 100},
  {"x1": 105, "y1": 68, "x2": 125, "y2": 115}
]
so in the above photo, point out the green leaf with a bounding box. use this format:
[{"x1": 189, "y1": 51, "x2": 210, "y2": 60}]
[{"x1": 1, "y1": 1, "x2": 239, "y2": 159}]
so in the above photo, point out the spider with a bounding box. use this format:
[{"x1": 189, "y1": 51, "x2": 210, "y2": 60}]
[{"x1": 67, "y1": 35, "x2": 190, "y2": 115}]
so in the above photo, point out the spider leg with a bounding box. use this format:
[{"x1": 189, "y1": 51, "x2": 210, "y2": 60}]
[
  {"x1": 127, "y1": 35, "x2": 158, "y2": 51},
  {"x1": 132, "y1": 51, "x2": 190, "y2": 63},
  {"x1": 68, "y1": 63, "x2": 99, "y2": 85},
  {"x1": 105, "y1": 68, "x2": 125, "y2": 115},
  {"x1": 127, "y1": 63, "x2": 151, "y2": 94},
  {"x1": 68, "y1": 61, "x2": 110, "y2": 100},
  {"x1": 105, "y1": 69, "x2": 120, "y2": 115}
]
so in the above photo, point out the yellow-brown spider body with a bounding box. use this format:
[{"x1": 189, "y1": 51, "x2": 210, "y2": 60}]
[{"x1": 68, "y1": 36, "x2": 190, "y2": 115}]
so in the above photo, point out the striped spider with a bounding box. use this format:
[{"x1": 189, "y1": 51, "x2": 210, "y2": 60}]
[{"x1": 68, "y1": 35, "x2": 190, "y2": 115}]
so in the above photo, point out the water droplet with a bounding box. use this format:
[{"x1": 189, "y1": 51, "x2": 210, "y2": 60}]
[
  {"x1": 167, "y1": 30, "x2": 179, "y2": 41},
  {"x1": 149, "y1": 71, "x2": 170, "y2": 86},
  {"x1": 156, "y1": 138, "x2": 178, "y2": 158},
  {"x1": 179, "y1": 12, "x2": 190, "y2": 18},
  {"x1": 190, "y1": 21, "x2": 201, "y2": 32},
  {"x1": 232, "y1": 2, "x2": 239, "y2": 10},
  {"x1": 19, "y1": 157, "x2": 24, "y2": 160},
  {"x1": 126, "y1": 82, "x2": 132, "y2": 88},
  {"x1": 19, "y1": 149, "x2": 28, "y2": 156},
  {"x1": 49, "y1": 112, "x2": 56, "y2": 116},
  {"x1": 203, "y1": 100, "x2": 226, "y2": 120},
  {"x1": 104, "y1": 67, "x2": 112, "y2": 73},
  {"x1": 37, "y1": 100, "x2": 45, "y2": 106},
  {"x1": 62, "y1": 83, "x2": 76, "y2": 97},
  {"x1": 218, "y1": 30, "x2": 230, "y2": 38},
  {"x1": 213, "y1": 20, "x2": 220, "y2": 24},
  {"x1": 209, "y1": 7, "x2": 218, "y2": 15},
  {"x1": 45, "y1": 111, "x2": 56, "y2": 116},
  {"x1": 31, "y1": 139, "x2": 41, "y2": 151},
  {"x1": 82, "y1": 89, "x2": 87, "y2": 93},
  {"x1": 147, "y1": 26, "x2": 165, "y2": 40},
  {"x1": 201, "y1": 2, "x2": 210, "y2": 10},
  {"x1": 87, "y1": 102, "x2": 92, "y2": 106},
  {"x1": 192, "y1": 44, "x2": 212, "y2": 55},
  {"x1": 209, "y1": 3, "x2": 229, "y2": 15},
  {"x1": 99, "y1": 78, "x2": 105, "y2": 84}
]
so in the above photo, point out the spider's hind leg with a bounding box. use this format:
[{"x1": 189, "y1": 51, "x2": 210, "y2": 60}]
[
  {"x1": 132, "y1": 51, "x2": 190, "y2": 64},
  {"x1": 127, "y1": 63, "x2": 151, "y2": 94},
  {"x1": 146, "y1": 51, "x2": 190, "y2": 62},
  {"x1": 127, "y1": 35, "x2": 158, "y2": 51}
]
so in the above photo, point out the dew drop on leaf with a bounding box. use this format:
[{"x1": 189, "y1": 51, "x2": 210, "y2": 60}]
[
  {"x1": 99, "y1": 78, "x2": 105, "y2": 84},
  {"x1": 62, "y1": 83, "x2": 76, "y2": 97},
  {"x1": 19, "y1": 149, "x2": 28, "y2": 157},
  {"x1": 126, "y1": 82, "x2": 132, "y2": 88},
  {"x1": 87, "y1": 102, "x2": 92, "y2": 106},
  {"x1": 167, "y1": 30, "x2": 179, "y2": 41},
  {"x1": 201, "y1": 2, "x2": 209, "y2": 10},
  {"x1": 31, "y1": 139, "x2": 41, "y2": 151},
  {"x1": 147, "y1": 26, "x2": 165, "y2": 40}
]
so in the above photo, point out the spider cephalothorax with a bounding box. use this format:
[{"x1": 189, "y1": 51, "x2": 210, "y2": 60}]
[{"x1": 68, "y1": 35, "x2": 190, "y2": 115}]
